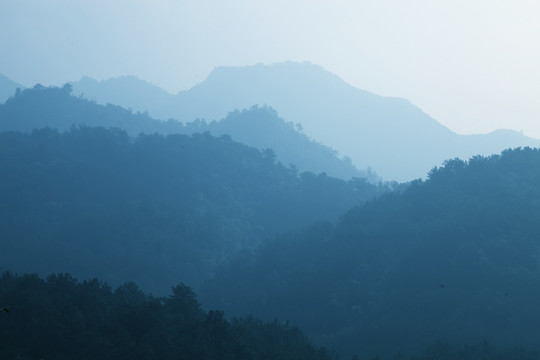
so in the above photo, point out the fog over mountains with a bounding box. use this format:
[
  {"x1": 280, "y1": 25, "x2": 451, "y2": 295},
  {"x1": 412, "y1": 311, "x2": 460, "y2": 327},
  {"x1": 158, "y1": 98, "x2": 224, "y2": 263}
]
[
  {"x1": 63, "y1": 62, "x2": 540, "y2": 181},
  {"x1": 2, "y1": 62, "x2": 538, "y2": 181},
  {"x1": 3, "y1": 62, "x2": 540, "y2": 359},
  {"x1": 0, "y1": 85, "x2": 372, "y2": 181},
  {"x1": 5, "y1": 1, "x2": 540, "y2": 358}
]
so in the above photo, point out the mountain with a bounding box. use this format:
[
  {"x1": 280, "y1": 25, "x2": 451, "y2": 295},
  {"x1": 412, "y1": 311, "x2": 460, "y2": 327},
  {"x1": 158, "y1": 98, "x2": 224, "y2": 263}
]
[
  {"x1": 70, "y1": 75, "x2": 174, "y2": 118},
  {"x1": 0, "y1": 84, "x2": 184, "y2": 135},
  {"x1": 187, "y1": 105, "x2": 378, "y2": 181},
  {"x1": 200, "y1": 147, "x2": 540, "y2": 358},
  {"x1": 0, "y1": 73, "x2": 24, "y2": 104},
  {"x1": 71, "y1": 62, "x2": 540, "y2": 181},
  {"x1": 1, "y1": 85, "x2": 375, "y2": 181},
  {"x1": 169, "y1": 62, "x2": 540, "y2": 181},
  {"x1": 0, "y1": 113, "x2": 385, "y2": 294}
]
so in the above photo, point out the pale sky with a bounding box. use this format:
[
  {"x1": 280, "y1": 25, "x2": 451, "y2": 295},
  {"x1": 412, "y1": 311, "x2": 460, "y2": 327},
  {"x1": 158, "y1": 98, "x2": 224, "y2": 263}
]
[{"x1": 2, "y1": 0, "x2": 540, "y2": 137}]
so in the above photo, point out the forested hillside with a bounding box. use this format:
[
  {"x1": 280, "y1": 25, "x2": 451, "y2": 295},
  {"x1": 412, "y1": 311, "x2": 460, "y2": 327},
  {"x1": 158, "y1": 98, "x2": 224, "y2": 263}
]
[
  {"x1": 2, "y1": 274, "x2": 537, "y2": 360},
  {"x1": 0, "y1": 127, "x2": 383, "y2": 294},
  {"x1": 201, "y1": 148, "x2": 540, "y2": 358},
  {"x1": 186, "y1": 106, "x2": 377, "y2": 181},
  {"x1": 0, "y1": 272, "x2": 333, "y2": 360},
  {"x1": 0, "y1": 84, "x2": 371, "y2": 180},
  {"x1": 4, "y1": 76, "x2": 540, "y2": 360}
]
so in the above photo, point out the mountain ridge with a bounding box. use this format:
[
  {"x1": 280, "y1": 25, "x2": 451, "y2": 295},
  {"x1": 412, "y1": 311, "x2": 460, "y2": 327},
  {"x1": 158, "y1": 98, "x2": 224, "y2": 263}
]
[
  {"x1": 201, "y1": 147, "x2": 540, "y2": 358},
  {"x1": 34, "y1": 62, "x2": 540, "y2": 180},
  {"x1": 0, "y1": 85, "x2": 372, "y2": 180}
]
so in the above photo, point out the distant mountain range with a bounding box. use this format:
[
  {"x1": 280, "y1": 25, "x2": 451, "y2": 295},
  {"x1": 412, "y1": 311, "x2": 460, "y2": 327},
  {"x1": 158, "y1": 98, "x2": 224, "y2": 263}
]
[
  {"x1": 66, "y1": 62, "x2": 540, "y2": 181},
  {"x1": 0, "y1": 85, "x2": 373, "y2": 181},
  {"x1": 3, "y1": 63, "x2": 540, "y2": 181}
]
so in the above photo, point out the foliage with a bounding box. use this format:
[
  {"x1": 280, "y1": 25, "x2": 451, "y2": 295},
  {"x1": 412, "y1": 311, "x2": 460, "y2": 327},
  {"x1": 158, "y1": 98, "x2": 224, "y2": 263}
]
[
  {"x1": 407, "y1": 341, "x2": 539, "y2": 360},
  {"x1": 0, "y1": 126, "x2": 384, "y2": 294},
  {"x1": 0, "y1": 272, "x2": 333, "y2": 360},
  {"x1": 186, "y1": 105, "x2": 380, "y2": 181},
  {"x1": 201, "y1": 148, "x2": 540, "y2": 358}
]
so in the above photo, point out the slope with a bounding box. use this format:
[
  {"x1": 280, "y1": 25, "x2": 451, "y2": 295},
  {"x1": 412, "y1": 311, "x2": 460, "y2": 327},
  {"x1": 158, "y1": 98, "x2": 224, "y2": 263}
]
[
  {"x1": 70, "y1": 75, "x2": 174, "y2": 119},
  {"x1": 201, "y1": 148, "x2": 540, "y2": 358},
  {"x1": 0, "y1": 122, "x2": 384, "y2": 294},
  {"x1": 0, "y1": 84, "x2": 184, "y2": 135},
  {"x1": 170, "y1": 62, "x2": 540, "y2": 181},
  {"x1": 184, "y1": 105, "x2": 378, "y2": 181}
]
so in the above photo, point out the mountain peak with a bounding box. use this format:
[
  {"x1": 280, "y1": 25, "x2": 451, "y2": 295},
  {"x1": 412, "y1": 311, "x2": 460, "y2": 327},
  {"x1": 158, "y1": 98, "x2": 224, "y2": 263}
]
[{"x1": 198, "y1": 61, "x2": 357, "y2": 95}]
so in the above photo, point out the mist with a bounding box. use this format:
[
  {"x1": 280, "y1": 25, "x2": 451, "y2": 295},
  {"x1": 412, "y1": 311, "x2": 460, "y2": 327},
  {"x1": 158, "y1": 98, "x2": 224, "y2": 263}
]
[{"x1": 2, "y1": 1, "x2": 540, "y2": 359}]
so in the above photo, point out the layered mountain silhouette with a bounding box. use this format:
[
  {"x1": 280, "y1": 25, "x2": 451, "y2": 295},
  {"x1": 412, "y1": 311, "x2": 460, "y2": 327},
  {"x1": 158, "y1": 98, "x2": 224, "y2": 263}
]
[
  {"x1": 201, "y1": 148, "x2": 540, "y2": 358},
  {"x1": 70, "y1": 62, "x2": 540, "y2": 181},
  {"x1": 0, "y1": 116, "x2": 384, "y2": 294},
  {"x1": 189, "y1": 105, "x2": 376, "y2": 181},
  {"x1": 0, "y1": 85, "x2": 371, "y2": 180}
]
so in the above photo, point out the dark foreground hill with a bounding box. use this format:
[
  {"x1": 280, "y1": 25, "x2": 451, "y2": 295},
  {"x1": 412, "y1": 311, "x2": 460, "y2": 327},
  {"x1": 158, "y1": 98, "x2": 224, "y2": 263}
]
[
  {"x1": 2, "y1": 272, "x2": 538, "y2": 360},
  {"x1": 0, "y1": 126, "x2": 383, "y2": 294},
  {"x1": 0, "y1": 272, "x2": 333, "y2": 360},
  {"x1": 1, "y1": 272, "x2": 538, "y2": 360},
  {"x1": 201, "y1": 147, "x2": 540, "y2": 358},
  {"x1": 71, "y1": 62, "x2": 540, "y2": 181}
]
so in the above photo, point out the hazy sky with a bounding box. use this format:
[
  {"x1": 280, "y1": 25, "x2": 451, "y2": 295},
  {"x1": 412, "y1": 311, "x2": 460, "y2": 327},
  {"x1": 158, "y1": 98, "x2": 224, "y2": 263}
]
[{"x1": 2, "y1": 0, "x2": 540, "y2": 137}]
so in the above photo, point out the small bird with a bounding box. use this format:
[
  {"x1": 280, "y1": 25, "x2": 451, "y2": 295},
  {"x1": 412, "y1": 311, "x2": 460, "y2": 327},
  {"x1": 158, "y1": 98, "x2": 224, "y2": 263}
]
[{"x1": 1, "y1": 306, "x2": 9, "y2": 314}]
